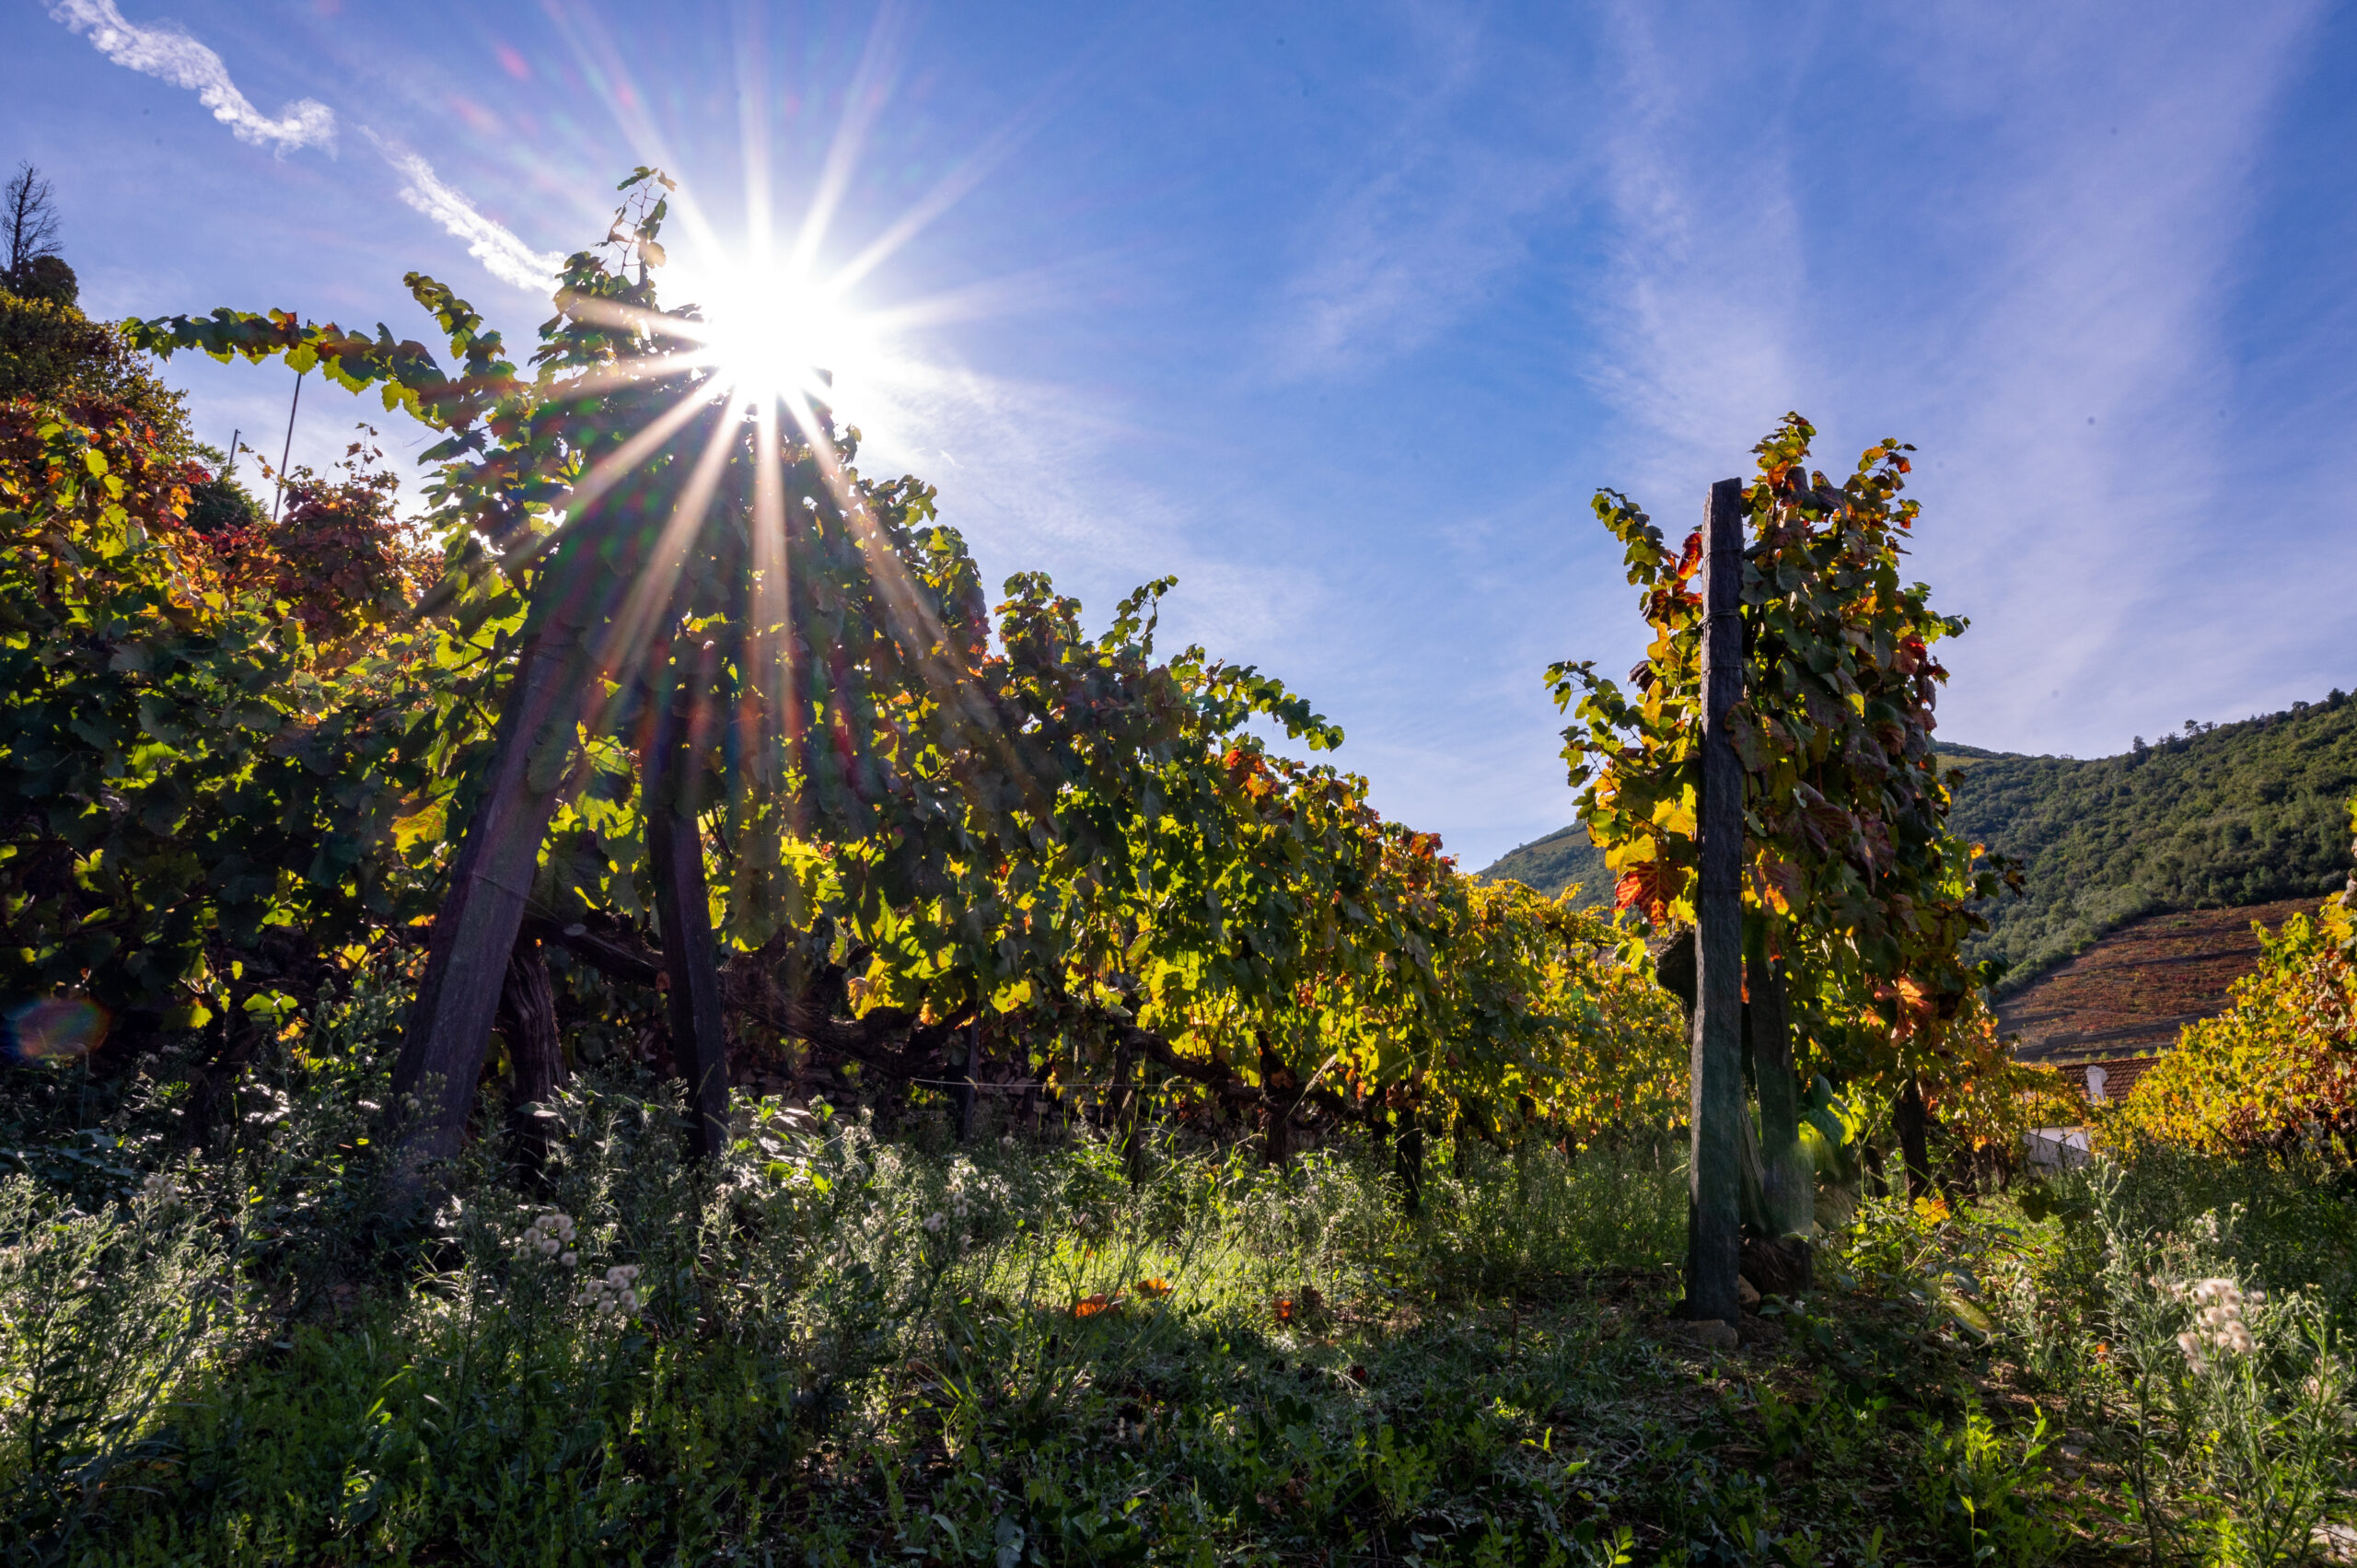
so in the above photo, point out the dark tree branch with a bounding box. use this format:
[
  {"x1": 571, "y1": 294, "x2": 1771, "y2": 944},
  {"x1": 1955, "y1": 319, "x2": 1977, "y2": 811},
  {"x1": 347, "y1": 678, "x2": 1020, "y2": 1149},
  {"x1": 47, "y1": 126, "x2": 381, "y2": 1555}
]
[{"x1": 4, "y1": 162, "x2": 62, "y2": 281}]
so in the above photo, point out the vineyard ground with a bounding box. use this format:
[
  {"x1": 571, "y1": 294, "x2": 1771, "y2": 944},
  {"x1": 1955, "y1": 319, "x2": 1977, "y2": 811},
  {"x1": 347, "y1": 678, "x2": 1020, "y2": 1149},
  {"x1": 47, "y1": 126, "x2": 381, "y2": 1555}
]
[{"x1": 5, "y1": 1036, "x2": 2353, "y2": 1564}]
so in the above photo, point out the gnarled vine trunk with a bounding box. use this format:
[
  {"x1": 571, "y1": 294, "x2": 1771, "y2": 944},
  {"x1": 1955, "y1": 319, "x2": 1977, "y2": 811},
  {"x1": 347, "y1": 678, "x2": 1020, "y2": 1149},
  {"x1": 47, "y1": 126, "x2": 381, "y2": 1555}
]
[
  {"x1": 1747, "y1": 929, "x2": 1813, "y2": 1241},
  {"x1": 644, "y1": 696, "x2": 731, "y2": 1162},
  {"x1": 498, "y1": 936, "x2": 564, "y2": 1173},
  {"x1": 1896, "y1": 1075, "x2": 1933, "y2": 1201}
]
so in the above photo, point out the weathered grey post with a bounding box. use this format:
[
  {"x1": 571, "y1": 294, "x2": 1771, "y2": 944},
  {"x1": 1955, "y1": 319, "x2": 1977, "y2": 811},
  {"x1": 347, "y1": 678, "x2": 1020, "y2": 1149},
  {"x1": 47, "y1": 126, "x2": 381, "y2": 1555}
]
[
  {"x1": 389, "y1": 590, "x2": 591, "y2": 1170},
  {"x1": 1685, "y1": 477, "x2": 1747, "y2": 1326}
]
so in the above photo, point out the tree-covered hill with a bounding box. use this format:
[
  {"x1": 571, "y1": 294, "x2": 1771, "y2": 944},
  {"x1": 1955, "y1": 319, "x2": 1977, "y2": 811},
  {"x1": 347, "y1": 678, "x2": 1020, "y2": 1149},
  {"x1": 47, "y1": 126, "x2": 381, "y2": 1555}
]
[
  {"x1": 1475, "y1": 822, "x2": 1610, "y2": 908},
  {"x1": 1945, "y1": 691, "x2": 2356, "y2": 986},
  {"x1": 1480, "y1": 687, "x2": 2357, "y2": 988}
]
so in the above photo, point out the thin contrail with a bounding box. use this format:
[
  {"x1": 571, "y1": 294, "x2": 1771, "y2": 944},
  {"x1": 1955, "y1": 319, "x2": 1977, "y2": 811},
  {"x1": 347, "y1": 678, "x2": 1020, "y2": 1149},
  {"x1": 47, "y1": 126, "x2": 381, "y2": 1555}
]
[
  {"x1": 47, "y1": 0, "x2": 335, "y2": 154},
  {"x1": 365, "y1": 132, "x2": 561, "y2": 294},
  {"x1": 45, "y1": 2, "x2": 557, "y2": 296}
]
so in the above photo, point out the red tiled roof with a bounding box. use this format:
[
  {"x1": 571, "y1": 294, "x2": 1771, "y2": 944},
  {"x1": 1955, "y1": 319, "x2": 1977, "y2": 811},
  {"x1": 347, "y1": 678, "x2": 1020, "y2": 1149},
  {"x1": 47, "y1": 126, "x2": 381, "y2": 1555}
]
[{"x1": 2054, "y1": 1056, "x2": 2160, "y2": 1104}]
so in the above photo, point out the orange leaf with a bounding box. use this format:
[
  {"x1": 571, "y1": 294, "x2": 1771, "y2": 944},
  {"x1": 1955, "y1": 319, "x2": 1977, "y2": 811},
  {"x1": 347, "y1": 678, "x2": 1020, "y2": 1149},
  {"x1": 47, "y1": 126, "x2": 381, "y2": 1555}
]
[{"x1": 1613, "y1": 859, "x2": 1680, "y2": 927}]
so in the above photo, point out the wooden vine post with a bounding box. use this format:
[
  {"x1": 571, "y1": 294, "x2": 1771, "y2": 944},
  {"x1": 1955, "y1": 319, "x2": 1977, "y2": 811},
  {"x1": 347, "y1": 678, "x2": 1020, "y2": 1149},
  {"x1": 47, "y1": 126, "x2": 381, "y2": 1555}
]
[
  {"x1": 388, "y1": 571, "x2": 597, "y2": 1170},
  {"x1": 1686, "y1": 477, "x2": 1747, "y2": 1326}
]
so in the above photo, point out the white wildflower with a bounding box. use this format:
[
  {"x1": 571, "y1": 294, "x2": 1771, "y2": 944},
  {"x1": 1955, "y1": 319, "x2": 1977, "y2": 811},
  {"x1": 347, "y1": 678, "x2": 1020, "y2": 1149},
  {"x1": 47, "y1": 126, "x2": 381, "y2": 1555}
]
[
  {"x1": 923, "y1": 1212, "x2": 945, "y2": 1234},
  {"x1": 2171, "y1": 1274, "x2": 2256, "y2": 1366}
]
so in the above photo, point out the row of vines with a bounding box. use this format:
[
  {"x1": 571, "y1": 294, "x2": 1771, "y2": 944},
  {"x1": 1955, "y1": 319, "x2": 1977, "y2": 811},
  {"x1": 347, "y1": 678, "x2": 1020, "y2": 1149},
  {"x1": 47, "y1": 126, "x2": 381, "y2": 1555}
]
[
  {"x1": 7, "y1": 168, "x2": 2339, "y2": 1241},
  {"x1": 4, "y1": 173, "x2": 1689, "y2": 1191}
]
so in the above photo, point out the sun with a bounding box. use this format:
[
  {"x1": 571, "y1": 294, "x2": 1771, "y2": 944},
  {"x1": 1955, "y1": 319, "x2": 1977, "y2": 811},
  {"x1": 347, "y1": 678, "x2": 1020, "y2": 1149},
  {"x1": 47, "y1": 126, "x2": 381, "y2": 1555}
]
[{"x1": 670, "y1": 259, "x2": 875, "y2": 412}]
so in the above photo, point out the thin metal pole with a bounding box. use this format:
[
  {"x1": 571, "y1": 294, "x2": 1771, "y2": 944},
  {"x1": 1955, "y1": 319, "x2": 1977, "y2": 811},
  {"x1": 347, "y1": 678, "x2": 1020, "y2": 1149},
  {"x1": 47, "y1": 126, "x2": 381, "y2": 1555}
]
[
  {"x1": 272, "y1": 370, "x2": 306, "y2": 523},
  {"x1": 225, "y1": 428, "x2": 238, "y2": 482}
]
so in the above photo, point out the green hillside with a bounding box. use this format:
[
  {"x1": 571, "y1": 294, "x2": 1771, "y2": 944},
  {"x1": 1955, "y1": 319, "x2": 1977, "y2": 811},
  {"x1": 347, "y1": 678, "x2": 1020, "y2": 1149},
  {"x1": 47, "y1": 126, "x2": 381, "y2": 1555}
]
[
  {"x1": 1945, "y1": 692, "x2": 2357, "y2": 985},
  {"x1": 1480, "y1": 687, "x2": 2357, "y2": 988},
  {"x1": 1477, "y1": 822, "x2": 1610, "y2": 907}
]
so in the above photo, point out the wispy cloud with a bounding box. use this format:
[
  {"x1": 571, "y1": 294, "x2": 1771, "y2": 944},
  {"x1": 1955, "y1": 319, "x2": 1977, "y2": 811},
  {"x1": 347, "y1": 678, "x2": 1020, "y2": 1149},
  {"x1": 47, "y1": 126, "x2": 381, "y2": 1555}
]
[
  {"x1": 1578, "y1": 0, "x2": 2329, "y2": 755},
  {"x1": 364, "y1": 133, "x2": 561, "y2": 294},
  {"x1": 48, "y1": 0, "x2": 334, "y2": 154},
  {"x1": 44, "y1": 1, "x2": 557, "y2": 295},
  {"x1": 1271, "y1": 17, "x2": 1577, "y2": 378},
  {"x1": 1578, "y1": 3, "x2": 1808, "y2": 503},
  {"x1": 853, "y1": 355, "x2": 1319, "y2": 658},
  {"x1": 1279, "y1": 145, "x2": 1566, "y2": 377}
]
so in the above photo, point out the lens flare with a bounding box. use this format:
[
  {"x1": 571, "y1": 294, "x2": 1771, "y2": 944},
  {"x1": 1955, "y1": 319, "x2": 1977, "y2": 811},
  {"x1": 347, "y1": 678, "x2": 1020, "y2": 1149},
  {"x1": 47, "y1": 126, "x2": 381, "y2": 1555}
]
[
  {"x1": 666, "y1": 260, "x2": 874, "y2": 412},
  {"x1": 6, "y1": 996, "x2": 109, "y2": 1061}
]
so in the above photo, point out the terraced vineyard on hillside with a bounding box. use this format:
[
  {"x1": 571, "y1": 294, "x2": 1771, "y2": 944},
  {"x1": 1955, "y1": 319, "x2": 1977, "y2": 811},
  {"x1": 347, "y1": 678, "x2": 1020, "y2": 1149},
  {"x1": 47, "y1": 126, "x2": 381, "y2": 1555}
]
[{"x1": 1993, "y1": 896, "x2": 2315, "y2": 1063}]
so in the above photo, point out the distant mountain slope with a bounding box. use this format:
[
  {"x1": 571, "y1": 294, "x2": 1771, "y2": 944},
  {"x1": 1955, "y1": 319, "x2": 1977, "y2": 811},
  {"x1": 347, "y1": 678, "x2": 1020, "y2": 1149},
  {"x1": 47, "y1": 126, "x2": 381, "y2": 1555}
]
[
  {"x1": 1478, "y1": 688, "x2": 2357, "y2": 988},
  {"x1": 1946, "y1": 693, "x2": 2356, "y2": 985},
  {"x1": 1477, "y1": 823, "x2": 1609, "y2": 907}
]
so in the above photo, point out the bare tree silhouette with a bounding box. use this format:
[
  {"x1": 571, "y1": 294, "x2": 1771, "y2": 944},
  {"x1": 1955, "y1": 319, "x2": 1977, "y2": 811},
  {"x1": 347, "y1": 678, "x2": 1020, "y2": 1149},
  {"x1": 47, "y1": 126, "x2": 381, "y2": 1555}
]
[{"x1": 4, "y1": 162, "x2": 63, "y2": 289}]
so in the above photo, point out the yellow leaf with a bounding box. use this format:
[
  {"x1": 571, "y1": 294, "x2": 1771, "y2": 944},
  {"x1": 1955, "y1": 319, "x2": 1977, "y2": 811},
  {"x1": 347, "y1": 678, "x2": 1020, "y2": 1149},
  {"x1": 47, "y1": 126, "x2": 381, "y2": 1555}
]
[
  {"x1": 391, "y1": 796, "x2": 447, "y2": 854},
  {"x1": 1655, "y1": 787, "x2": 1698, "y2": 838}
]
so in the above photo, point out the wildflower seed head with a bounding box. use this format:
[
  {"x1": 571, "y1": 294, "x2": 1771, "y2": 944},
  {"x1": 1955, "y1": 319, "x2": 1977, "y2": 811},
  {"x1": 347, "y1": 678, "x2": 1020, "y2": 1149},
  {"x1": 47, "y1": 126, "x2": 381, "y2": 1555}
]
[
  {"x1": 923, "y1": 1212, "x2": 945, "y2": 1233},
  {"x1": 561, "y1": 1251, "x2": 578, "y2": 1268}
]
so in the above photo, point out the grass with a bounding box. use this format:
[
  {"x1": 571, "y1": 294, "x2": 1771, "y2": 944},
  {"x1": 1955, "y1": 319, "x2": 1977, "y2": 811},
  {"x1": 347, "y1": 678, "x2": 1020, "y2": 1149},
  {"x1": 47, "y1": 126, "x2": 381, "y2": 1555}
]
[{"x1": 2, "y1": 984, "x2": 2353, "y2": 1563}]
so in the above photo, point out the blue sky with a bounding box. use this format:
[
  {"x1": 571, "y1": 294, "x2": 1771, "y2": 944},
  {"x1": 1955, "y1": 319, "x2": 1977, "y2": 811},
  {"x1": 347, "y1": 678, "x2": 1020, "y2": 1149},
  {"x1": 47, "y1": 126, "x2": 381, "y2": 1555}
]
[{"x1": 6, "y1": 0, "x2": 2352, "y2": 871}]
